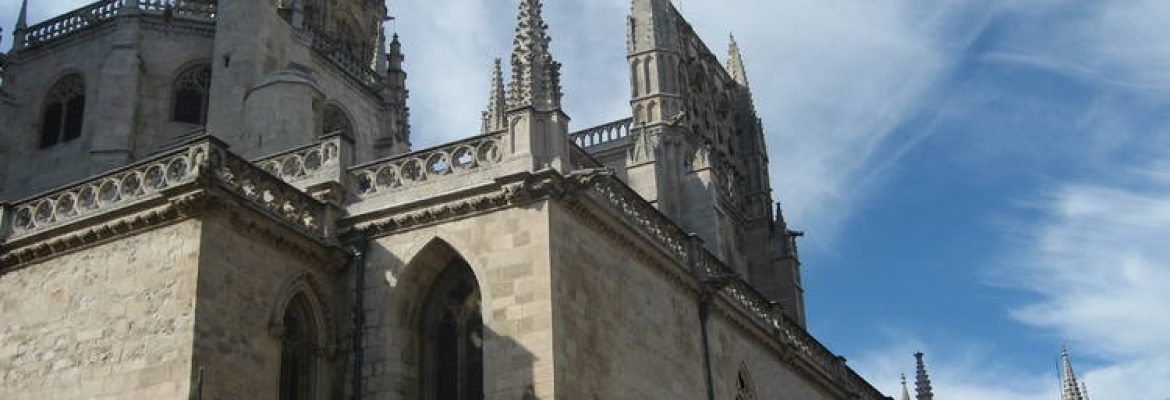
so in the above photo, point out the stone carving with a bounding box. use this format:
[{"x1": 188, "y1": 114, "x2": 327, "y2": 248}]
[
  {"x1": 210, "y1": 144, "x2": 327, "y2": 239},
  {"x1": 6, "y1": 136, "x2": 328, "y2": 242},
  {"x1": 256, "y1": 137, "x2": 342, "y2": 184},
  {"x1": 350, "y1": 133, "x2": 505, "y2": 198},
  {"x1": 295, "y1": 25, "x2": 381, "y2": 89}
]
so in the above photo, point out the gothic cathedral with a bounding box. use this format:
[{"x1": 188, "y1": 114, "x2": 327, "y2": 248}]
[{"x1": 0, "y1": 0, "x2": 888, "y2": 399}]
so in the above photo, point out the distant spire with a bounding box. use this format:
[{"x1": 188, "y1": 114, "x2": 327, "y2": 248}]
[
  {"x1": 727, "y1": 34, "x2": 750, "y2": 88},
  {"x1": 388, "y1": 33, "x2": 404, "y2": 71},
  {"x1": 900, "y1": 374, "x2": 912, "y2": 400},
  {"x1": 1061, "y1": 345, "x2": 1087, "y2": 400},
  {"x1": 508, "y1": 0, "x2": 562, "y2": 111},
  {"x1": 914, "y1": 352, "x2": 934, "y2": 400},
  {"x1": 482, "y1": 58, "x2": 507, "y2": 134},
  {"x1": 15, "y1": 0, "x2": 29, "y2": 31}
]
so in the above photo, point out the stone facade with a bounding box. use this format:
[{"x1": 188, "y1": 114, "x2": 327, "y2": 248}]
[{"x1": 0, "y1": 0, "x2": 888, "y2": 399}]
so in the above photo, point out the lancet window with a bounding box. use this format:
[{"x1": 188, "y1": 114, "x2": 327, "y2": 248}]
[
  {"x1": 172, "y1": 64, "x2": 212, "y2": 125},
  {"x1": 421, "y1": 259, "x2": 484, "y2": 400},
  {"x1": 39, "y1": 74, "x2": 86, "y2": 148},
  {"x1": 279, "y1": 294, "x2": 318, "y2": 400}
]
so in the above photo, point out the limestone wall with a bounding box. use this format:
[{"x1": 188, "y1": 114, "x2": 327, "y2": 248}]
[
  {"x1": 547, "y1": 201, "x2": 708, "y2": 399},
  {"x1": 360, "y1": 203, "x2": 555, "y2": 399},
  {"x1": 189, "y1": 215, "x2": 344, "y2": 400},
  {"x1": 0, "y1": 221, "x2": 202, "y2": 400},
  {"x1": 706, "y1": 314, "x2": 838, "y2": 400},
  {"x1": 547, "y1": 199, "x2": 844, "y2": 400}
]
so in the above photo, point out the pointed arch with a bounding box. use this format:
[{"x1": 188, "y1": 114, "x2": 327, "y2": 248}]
[
  {"x1": 398, "y1": 238, "x2": 484, "y2": 400},
  {"x1": 269, "y1": 272, "x2": 334, "y2": 400}
]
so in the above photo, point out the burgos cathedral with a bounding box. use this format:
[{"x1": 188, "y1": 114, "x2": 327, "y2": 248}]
[{"x1": 0, "y1": 0, "x2": 890, "y2": 398}]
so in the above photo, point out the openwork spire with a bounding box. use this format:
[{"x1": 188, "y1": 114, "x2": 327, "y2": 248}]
[
  {"x1": 482, "y1": 58, "x2": 507, "y2": 134},
  {"x1": 900, "y1": 374, "x2": 912, "y2": 400},
  {"x1": 1061, "y1": 346, "x2": 1088, "y2": 400},
  {"x1": 508, "y1": 0, "x2": 562, "y2": 111},
  {"x1": 914, "y1": 352, "x2": 934, "y2": 400},
  {"x1": 728, "y1": 34, "x2": 750, "y2": 88}
]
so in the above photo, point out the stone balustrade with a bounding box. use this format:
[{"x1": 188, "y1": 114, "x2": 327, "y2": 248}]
[
  {"x1": 570, "y1": 117, "x2": 633, "y2": 148},
  {"x1": 254, "y1": 136, "x2": 344, "y2": 184},
  {"x1": 350, "y1": 133, "x2": 505, "y2": 199},
  {"x1": 17, "y1": 0, "x2": 217, "y2": 51},
  {"x1": 586, "y1": 174, "x2": 886, "y2": 399},
  {"x1": 1, "y1": 136, "x2": 327, "y2": 242}
]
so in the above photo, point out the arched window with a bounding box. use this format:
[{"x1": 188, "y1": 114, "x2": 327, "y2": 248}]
[
  {"x1": 321, "y1": 104, "x2": 353, "y2": 138},
  {"x1": 279, "y1": 294, "x2": 318, "y2": 400},
  {"x1": 421, "y1": 259, "x2": 483, "y2": 400},
  {"x1": 40, "y1": 74, "x2": 86, "y2": 148},
  {"x1": 172, "y1": 64, "x2": 212, "y2": 125},
  {"x1": 735, "y1": 367, "x2": 758, "y2": 400}
]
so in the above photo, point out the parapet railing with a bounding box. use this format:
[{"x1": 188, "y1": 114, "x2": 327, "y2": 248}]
[
  {"x1": 2, "y1": 136, "x2": 327, "y2": 242},
  {"x1": 254, "y1": 135, "x2": 344, "y2": 184},
  {"x1": 17, "y1": 0, "x2": 217, "y2": 50},
  {"x1": 584, "y1": 175, "x2": 886, "y2": 399},
  {"x1": 296, "y1": 25, "x2": 381, "y2": 90},
  {"x1": 570, "y1": 117, "x2": 633, "y2": 149},
  {"x1": 349, "y1": 132, "x2": 506, "y2": 199}
]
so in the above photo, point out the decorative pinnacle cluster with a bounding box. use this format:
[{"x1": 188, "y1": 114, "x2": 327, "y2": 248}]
[
  {"x1": 914, "y1": 352, "x2": 934, "y2": 400},
  {"x1": 507, "y1": 0, "x2": 562, "y2": 111}
]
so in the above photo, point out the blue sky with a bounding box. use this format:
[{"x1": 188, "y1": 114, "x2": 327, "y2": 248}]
[{"x1": 5, "y1": 0, "x2": 1170, "y2": 398}]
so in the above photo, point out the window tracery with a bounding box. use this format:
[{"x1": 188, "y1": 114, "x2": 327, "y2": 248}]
[
  {"x1": 39, "y1": 74, "x2": 86, "y2": 148},
  {"x1": 279, "y1": 294, "x2": 318, "y2": 400},
  {"x1": 172, "y1": 64, "x2": 212, "y2": 125},
  {"x1": 421, "y1": 259, "x2": 483, "y2": 400}
]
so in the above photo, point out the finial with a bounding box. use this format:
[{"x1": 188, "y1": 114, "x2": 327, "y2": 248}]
[
  {"x1": 508, "y1": 0, "x2": 562, "y2": 111},
  {"x1": 914, "y1": 352, "x2": 934, "y2": 400},
  {"x1": 727, "y1": 33, "x2": 750, "y2": 88},
  {"x1": 482, "y1": 58, "x2": 507, "y2": 134}
]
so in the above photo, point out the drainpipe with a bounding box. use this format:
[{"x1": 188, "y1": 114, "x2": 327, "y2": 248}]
[
  {"x1": 347, "y1": 238, "x2": 369, "y2": 400},
  {"x1": 698, "y1": 295, "x2": 717, "y2": 400}
]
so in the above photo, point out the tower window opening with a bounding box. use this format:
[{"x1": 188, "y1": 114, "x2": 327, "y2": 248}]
[
  {"x1": 322, "y1": 105, "x2": 353, "y2": 138},
  {"x1": 172, "y1": 64, "x2": 212, "y2": 125},
  {"x1": 39, "y1": 74, "x2": 86, "y2": 148}
]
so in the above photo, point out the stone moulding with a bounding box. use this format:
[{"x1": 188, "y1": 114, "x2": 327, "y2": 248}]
[{"x1": 0, "y1": 135, "x2": 339, "y2": 270}]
